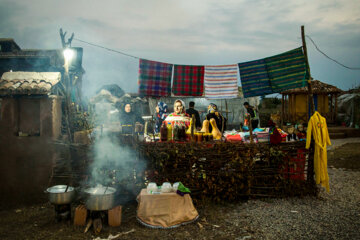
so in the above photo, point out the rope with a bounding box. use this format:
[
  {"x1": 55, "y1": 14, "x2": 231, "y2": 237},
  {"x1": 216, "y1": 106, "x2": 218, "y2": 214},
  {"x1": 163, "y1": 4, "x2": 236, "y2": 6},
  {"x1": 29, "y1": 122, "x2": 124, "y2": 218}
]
[{"x1": 306, "y1": 35, "x2": 360, "y2": 70}]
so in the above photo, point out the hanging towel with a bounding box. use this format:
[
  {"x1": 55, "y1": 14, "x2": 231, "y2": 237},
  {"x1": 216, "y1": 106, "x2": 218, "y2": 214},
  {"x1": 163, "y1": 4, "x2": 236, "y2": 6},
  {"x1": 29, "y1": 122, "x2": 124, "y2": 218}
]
[
  {"x1": 172, "y1": 65, "x2": 204, "y2": 96},
  {"x1": 204, "y1": 64, "x2": 239, "y2": 99},
  {"x1": 138, "y1": 59, "x2": 173, "y2": 97},
  {"x1": 238, "y1": 59, "x2": 272, "y2": 98},
  {"x1": 265, "y1": 47, "x2": 306, "y2": 93}
]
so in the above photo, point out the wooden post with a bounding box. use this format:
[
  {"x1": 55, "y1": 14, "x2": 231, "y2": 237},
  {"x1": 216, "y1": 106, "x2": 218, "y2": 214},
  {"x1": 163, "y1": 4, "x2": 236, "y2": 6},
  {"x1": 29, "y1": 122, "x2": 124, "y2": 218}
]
[
  {"x1": 285, "y1": 95, "x2": 288, "y2": 122},
  {"x1": 294, "y1": 94, "x2": 297, "y2": 123},
  {"x1": 248, "y1": 115, "x2": 253, "y2": 143},
  {"x1": 334, "y1": 94, "x2": 338, "y2": 122},
  {"x1": 301, "y1": 25, "x2": 315, "y2": 117},
  {"x1": 330, "y1": 94, "x2": 333, "y2": 122},
  {"x1": 16, "y1": 98, "x2": 20, "y2": 135},
  {"x1": 225, "y1": 99, "x2": 228, "y2": 120},
  {"x1": 290, "y1": 94, "x2": 293, "y2": 123},
  {"x1": 281, "y1": 95, "x2": 284, "y2": 127},
  {"x1": 290, "y1": 94, "x2": 293, "y2": 122},
  {"x1": 191, "y1": 114, "x2": 195, "y2": 141},
  {"x1": 306, "y1": 93, "x2": 309, "y2": 120},
  {"x1": 307, "y1": 142, "x2": 316, "y2": 194},
  {"x1": 286, "y1": 95, "x2": 289, "y2": 122},
  {"x1": 293, "y1": 94, "x2": 296, "y2": 122},
  {"x1": 60, "y1": 28, "x2": 75, "y2": 142}
]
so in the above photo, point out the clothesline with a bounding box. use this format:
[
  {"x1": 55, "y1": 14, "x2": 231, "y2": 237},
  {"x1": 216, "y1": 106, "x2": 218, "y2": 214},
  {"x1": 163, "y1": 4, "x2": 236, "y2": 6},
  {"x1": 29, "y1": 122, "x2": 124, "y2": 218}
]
[
  {"x1": 74, "y1": 36, "x2": 360, "y2": 70},
  {"x1": 73, "y1": 38, "x2": 307, "y2": 99},
  {"x1": 138, "y1": 47, "x2": 307, "y2": 99}
]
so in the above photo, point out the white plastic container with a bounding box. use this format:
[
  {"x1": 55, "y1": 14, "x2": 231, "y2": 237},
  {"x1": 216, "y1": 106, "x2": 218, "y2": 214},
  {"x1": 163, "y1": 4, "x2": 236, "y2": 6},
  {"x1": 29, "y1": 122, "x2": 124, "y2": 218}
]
[
  {"x1": 147, "y1": 182, "x2": 158, "y2": 194},
  {"x1": 161, "y1": 182, "x2": 172, "y2": 193},
  {"x1": 172, "y1": 182, "x2": 180, "y2": 191}
]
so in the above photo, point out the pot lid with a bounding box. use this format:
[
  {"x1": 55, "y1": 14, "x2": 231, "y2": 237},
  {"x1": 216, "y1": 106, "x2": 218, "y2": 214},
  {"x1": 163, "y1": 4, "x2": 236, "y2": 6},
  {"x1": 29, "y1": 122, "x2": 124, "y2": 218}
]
[
  {"x1": 47, "y1": 185, "x2": 74, "y2": 193},
  {"x1": 84, "y1": 186, "x2": 116, "y2": 195}
]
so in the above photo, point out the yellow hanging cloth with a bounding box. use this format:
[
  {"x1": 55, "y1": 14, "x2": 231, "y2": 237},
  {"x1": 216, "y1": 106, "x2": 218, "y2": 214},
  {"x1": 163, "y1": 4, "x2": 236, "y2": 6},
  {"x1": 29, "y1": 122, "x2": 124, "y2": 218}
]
[{"x1": 306, "y1": 111, "x2": 331, "y2": 192}]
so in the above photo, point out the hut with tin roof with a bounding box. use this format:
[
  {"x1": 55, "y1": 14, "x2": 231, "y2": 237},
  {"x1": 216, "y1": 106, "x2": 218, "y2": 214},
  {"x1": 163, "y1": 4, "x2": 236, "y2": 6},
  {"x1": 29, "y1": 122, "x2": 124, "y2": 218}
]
[{"x1": 281, "y1": 80, "x2": 342, "y2": 124}]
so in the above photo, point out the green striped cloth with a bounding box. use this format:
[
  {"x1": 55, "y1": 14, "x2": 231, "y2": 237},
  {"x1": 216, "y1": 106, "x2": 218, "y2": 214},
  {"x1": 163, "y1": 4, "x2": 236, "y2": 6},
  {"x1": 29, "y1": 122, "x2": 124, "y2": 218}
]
[{"x1": 265, "y1": 47, "x2": 307, "y2": 93}]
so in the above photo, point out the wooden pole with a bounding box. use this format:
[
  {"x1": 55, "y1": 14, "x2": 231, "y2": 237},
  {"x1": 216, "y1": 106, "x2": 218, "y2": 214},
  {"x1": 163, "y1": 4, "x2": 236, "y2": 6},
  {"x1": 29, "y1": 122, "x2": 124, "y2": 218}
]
[
  {"x1": 330, "y1": 94, "x2": 333, "y2": 122},
  {"x1": 301, "y1": 25, "x2": 315, "y2": 117},
  {"x1": 335, "y1": 94, "x2": 338, "y2": 122},
  {"x1": 292, "y1": 94, "x2": 296, "y2": 122},
  {"x1": 290, "y1": 94, "x2": 293, "y2": 122},
  {"x1": 248, "y1": 115, "x2": 254, "y2": 143},
  {"x1": 60, "y1": 28, "x2": 75, "y2": 142},
  {"x1": 225, "y1": 99, "x2": 228, "y2": 120},
  {"x1": 191, "y1": 114, "x2": 195, "y2": 141},
  {"x1": 285, "y1": 95, "x2": 288, "y2": 122},
  {"x1": 281, "y1": 95, "x2": 284, "y2": 127},
  {"x1": 286, "y1": 95, "x2": 289, "y2": 122}
]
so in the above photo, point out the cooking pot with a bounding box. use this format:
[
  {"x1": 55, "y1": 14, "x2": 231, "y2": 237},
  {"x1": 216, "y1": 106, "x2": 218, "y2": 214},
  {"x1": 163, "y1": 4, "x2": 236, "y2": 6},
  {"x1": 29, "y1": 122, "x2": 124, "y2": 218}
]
[
  {"x1": 84, "y1": 186, "x2": 116, "y2": 211},
  {"x1": 46, "y1": 185, "x2": 75, "y2": 205}
]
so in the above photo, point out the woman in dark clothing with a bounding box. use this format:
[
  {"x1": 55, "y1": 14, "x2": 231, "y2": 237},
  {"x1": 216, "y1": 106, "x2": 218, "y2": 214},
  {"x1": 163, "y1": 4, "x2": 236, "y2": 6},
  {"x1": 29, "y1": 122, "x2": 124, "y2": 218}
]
[
  {"x1": 205, "y1": 103, "x2": 227, "y2": 133},
  {"x1": 119, "y1": 103, "x2": 144, "y2": 135},
  {"x1": 155, "y1": 101, "x2": 168, "y2": 133}
]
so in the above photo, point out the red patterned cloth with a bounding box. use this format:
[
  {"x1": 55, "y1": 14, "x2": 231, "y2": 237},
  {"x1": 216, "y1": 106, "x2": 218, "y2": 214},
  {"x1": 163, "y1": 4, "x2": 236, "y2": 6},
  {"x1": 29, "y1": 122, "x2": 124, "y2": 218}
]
[
  {"x1": 138, "y1": 59, "x2": 173, "y2": 97},
  {"x1": 225, "y1": 134, "x2": 242, "y2": 142},
  {"x1": 172, "y1": 65, "x2": 204, "y2": 96},
  {"x1": 282, "y1": 149, "x2": 306, "y2": 181}
]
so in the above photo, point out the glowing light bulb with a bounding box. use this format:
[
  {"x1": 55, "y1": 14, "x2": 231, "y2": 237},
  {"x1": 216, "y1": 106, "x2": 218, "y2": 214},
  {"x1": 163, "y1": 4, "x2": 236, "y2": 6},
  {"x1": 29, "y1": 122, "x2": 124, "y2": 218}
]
[{"x1": 63, "y1": 48, "x2": 74, "y2": 61}]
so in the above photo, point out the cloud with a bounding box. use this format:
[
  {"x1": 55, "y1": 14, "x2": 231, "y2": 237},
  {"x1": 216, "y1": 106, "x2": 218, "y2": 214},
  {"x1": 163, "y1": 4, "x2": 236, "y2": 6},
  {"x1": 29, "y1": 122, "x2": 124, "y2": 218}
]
[{"x1": 1, "y1": 0, "x2": 360, "y2": 94}]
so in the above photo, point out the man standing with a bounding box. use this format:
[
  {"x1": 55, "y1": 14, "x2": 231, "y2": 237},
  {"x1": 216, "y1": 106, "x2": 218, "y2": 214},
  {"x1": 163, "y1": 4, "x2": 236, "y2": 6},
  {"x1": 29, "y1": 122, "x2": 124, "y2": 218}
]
[
  {"x1": 186, "y1": 101, "x2": 201, "y2": 129},
  {"x1": 243, "y1": 102, "x2": 259, "y2": 130}
]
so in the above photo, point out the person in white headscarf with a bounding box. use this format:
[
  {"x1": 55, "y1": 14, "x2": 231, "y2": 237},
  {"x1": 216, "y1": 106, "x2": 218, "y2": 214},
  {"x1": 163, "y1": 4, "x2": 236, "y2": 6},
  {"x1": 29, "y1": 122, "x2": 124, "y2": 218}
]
[{"x1": 164, "y1": 99, "x2": 190, "y2": 128}]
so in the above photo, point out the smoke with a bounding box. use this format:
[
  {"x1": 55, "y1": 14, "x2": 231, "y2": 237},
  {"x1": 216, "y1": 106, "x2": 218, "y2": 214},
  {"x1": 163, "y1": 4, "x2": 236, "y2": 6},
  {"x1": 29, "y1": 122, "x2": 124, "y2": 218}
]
[
  {"x1": 87, "y1": 100, "x2": 145, "y2": 198},
  {"x1": 91, "y1": 133, "x2": 136, "y2": 185}
]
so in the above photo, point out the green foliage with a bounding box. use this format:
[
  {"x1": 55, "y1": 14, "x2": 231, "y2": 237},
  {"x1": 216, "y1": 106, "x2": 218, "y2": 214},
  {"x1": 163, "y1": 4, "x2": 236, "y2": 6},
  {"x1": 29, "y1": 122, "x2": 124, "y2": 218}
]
[{"x1": 70, "y1": 103, "x2": 94, "y2": 131}]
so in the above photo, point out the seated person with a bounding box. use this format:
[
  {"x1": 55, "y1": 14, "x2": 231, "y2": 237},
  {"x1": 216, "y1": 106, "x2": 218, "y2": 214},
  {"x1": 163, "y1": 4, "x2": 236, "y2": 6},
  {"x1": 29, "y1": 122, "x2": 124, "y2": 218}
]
[
  {"x1": 155, "y1": 101, "x2": 168, "y2": 133},
  {"x1": 164, "y1": 99, "x2": 190, "y2": 127},
  {"x1": 296, "y1": 124, "x2": 306, "y2": 140},
  {"x1": 286, "y1": 125, "x2": 297, "y2": 141},
  {"x1": 119, "y1": 103, "x2": 144, "y2": 135},
  {"x1": 205, "y1": 103, "x2": 227, "y2": 133}
]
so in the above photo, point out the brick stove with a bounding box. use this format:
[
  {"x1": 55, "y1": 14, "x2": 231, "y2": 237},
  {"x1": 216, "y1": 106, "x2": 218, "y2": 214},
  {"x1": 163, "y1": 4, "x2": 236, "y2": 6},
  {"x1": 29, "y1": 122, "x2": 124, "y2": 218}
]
[
  {"x1": 54, "y1": 203, "x2": 72, "y2": 222},
  {"x1": 74, "y1": 204, "x2": 122, "y2": 234}
]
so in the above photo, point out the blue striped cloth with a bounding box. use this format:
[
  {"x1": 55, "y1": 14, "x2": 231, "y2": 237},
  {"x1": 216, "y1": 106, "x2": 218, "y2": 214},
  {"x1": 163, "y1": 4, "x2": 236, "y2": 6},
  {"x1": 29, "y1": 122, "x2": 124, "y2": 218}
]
[{"x1": 238, "y1": 59, "x2": 272, "y2": 98}]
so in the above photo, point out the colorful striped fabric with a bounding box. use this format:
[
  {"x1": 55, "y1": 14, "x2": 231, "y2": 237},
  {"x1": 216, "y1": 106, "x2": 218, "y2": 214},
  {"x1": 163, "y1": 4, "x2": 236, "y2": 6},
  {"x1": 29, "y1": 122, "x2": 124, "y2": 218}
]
[
  {"x1": 204, "y1": 64, "x2": 239, "y2": 99},
  {"x1": 265, "y1": 47, "x2": 306, "y2": 93},
  {"x1": 138, "y1": 59, "x2": 173, "y2": 97},
  {"x1": 238, "y1": 59, "x2": 273, "y2": 98},
  {"x1": 172, "y1": 65, "x2": 204, "y2": 96}
]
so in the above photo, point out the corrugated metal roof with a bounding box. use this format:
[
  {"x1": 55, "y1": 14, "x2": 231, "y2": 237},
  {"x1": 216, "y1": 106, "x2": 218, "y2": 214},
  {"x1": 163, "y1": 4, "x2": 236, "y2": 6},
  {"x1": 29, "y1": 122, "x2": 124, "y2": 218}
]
[{"x1": 0, "y1": 71, "x2": 61, "y2": 95}]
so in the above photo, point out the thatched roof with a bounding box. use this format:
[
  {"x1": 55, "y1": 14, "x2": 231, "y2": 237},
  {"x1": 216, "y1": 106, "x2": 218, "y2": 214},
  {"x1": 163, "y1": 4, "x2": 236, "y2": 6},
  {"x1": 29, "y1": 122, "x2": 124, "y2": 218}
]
[
  {"x1": 281, "y1": 80, "x2": 342, "y2": 94},
  {"x1": 0, "y1": 71, "x2": 61, "y2": 95}
]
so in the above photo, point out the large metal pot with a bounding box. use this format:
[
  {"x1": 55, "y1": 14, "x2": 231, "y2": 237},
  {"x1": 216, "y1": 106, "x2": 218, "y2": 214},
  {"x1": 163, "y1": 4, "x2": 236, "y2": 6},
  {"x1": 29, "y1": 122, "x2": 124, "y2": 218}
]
[
  {"x1": 84, "y1": 186, "x2": 116, "y2": 211},
  {"x1": 46, "y1": 185, "x2": 75, "y2": 205}
]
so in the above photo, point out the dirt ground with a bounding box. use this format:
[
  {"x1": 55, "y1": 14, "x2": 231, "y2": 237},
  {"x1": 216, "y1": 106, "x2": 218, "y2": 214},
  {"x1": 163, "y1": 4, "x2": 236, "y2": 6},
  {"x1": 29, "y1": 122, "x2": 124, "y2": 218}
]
[
  {"x1": 0, "y1": 143, "x2": 359, "y2": 240},
  {"x1": 328, "y1": 143, "x2": 360, "y2": 170}
]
